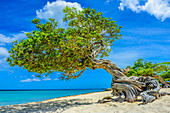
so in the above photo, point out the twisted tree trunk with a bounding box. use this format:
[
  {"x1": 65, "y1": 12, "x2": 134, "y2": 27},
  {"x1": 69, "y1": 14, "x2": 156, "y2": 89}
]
[
  {"x1": 91, "y1": 59, "x2": 145, "y2": 103},
  {"x1": 90, "y1": 41, "x2": 169, "y2": 104},
  {"x1": 92, "y1": 59, "x2": 168, "y2": 104},
  {"x1": 150, "y1": 74, "x2": 170, "y2": 88}
]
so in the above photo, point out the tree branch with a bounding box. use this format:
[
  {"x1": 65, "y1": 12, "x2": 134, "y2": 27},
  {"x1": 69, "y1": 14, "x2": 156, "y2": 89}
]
[
  {"x1": 75, "y1": 67, "x2": 86, "y2": 78},
  {"x1": 91, "y1": 40, "x2": 104, "y2": 58}
]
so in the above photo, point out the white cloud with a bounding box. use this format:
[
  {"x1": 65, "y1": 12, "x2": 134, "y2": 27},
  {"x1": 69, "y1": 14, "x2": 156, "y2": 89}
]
[
  {"x1": 118, "y1": 0, "x2": 170, "y2": 21},
  {"x1": 0, "y1": 43, "x2": 5, "y2": 46},
  {"x1": 0, "y1": 47, "x2": 10, "y2": 67},
  {"x1": 43, "y1": 78, "x2": 51, "y2": 81},
  {"x1": 32, "y1": 75, "x2": 36, "y2": 77},
  {"x1": 53, "y1": 78, "x2": 59, "y2": 80},
  {"x1": 0, "y1": 59, "x2": 15, "y2": 71},
  {"x1": 0, "y1": 32, "x2": 27, "y2": 66},
  {"x1": 20, "y1": 77, "x2": 60, "y2": 82},
  {"x1": 32, "y1": 78, "x2": 41, "y2": 81},
  {"x1": 36, "y1": 0, "x2": 83, "y2": 28},
  {"x1": 105, "y1": 0, "x2": 113, "y2": 4},
  {"x1": 0, "y1": 58, "x2": 7, "y2": 64},
  {"x1": 0, "y1": 32, "x2": 27, "y2": 44},
  {"x1": 108, "y1": 50, "x2": 141, "y2": 68},
  {"x1": 108, "y1": 42, "x2": 170, "y2": 68},
  {"x1": 8, "y1": 70, "x2": 14, "y2": 74},
  {"x1": 20, "y1": 78, "x2": 41, "y2": 82},
  {"x1": 0, "y1": 47, "x2": 9, "y2": 57}
]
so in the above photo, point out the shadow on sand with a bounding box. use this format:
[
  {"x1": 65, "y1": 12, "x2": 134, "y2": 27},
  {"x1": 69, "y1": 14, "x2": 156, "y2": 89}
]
[{"x1": 0, "y1": 99, "x2": 95, "y2": 113}]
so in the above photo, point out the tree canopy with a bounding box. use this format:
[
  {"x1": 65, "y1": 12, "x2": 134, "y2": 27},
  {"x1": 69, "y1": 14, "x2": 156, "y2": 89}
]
[
  {"x1": 6, "y1": 6, "x2": 122, "y2": 80},
  {"x1": 126, "y1": 59, "x2": 170, "y2": 81}
]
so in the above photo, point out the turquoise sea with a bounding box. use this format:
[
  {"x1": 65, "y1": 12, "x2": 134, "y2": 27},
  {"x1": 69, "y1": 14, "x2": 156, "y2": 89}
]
[{"x1": 0, "y1": 89, "x2": 104, "y2": 106}]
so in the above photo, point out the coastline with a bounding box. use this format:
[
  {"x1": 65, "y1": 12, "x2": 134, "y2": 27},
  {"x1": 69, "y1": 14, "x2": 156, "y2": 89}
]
[
  {"x1": 0, "y1": 88, "x2": 170, "y2": 113},
  {"x1": 5, "y1": 90, "x2": 106, "y2": 107},
  {"x1": 0, "y1": 89, "x2": 104, "y2": 107}
]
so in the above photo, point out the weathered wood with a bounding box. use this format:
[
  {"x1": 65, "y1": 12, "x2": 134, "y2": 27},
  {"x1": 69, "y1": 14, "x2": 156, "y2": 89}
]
[
  {"x1": 93, "y1": 58, "x2": 169, "y2": 104},
  {"x1": 150, "y1": 74, "x2": 170, "y2": 88},
  {"x1": 90, "y1": 42, "x2": 169, "y2": 104}
]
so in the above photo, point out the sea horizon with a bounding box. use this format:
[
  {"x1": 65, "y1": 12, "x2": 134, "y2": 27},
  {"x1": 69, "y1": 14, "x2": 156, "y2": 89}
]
[
  {"x1": 0, "y1": 89, "x2": 105, "y2": 106},
  {"x1": 0, "y1": 88, "x2": 106, "y2": 91}
]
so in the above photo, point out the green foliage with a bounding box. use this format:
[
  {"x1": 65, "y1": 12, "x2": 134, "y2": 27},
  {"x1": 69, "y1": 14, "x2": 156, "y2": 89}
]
[
  {"x1": 6, "y1": 6, "x2": 122, "y2": 80},
  {"x1": 161, "y1": 71, "x2": 170, "y2": 81},
  {"x1": 127, "y1": 59, "x2": 170, "y2": 81}
]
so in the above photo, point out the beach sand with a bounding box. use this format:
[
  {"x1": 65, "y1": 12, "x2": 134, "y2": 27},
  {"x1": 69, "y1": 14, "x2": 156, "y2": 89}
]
[{"x1": 0, "y1": 88, "x2": 170, "y2": 113}]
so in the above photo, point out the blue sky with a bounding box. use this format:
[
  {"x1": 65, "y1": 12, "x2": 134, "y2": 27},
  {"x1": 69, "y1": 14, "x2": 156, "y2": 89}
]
[{"x1": 0, "y1": 0, "x2": 169, "y2": 89}]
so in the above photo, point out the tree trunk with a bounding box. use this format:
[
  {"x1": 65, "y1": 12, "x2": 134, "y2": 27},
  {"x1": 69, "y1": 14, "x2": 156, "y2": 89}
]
[
  {"x1": 90, "y1": 42, "x2": 168, "y2": 104},
  {"x1": 150, "y1": 75, "x2": 170, "y2": 88},
  {"x1": 91, "y1": 58, "x2": 167, "y2": 104}
]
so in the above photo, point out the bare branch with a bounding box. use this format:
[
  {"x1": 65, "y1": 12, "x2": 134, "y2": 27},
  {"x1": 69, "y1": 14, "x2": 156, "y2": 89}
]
[
  {"x1": 75, "y1": 67, "x2": 86, "y2": 78},
  {"x1": 91, "y1": 40, "x2": 104, "y2": 58}
]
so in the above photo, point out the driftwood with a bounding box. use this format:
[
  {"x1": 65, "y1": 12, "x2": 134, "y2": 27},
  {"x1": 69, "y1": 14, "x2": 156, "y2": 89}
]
[
  {"x1": 90, "y1": 41, "x2": 169, "y2": 104},
  {"x1": 98, "y1": 65, "x2": 170, "y2": 104},
  {"x1": 150, "y1": 74, "x2": 170, "y2": 88},
  {"x1": 94, "y1": 59, "x2": 168, "y2": 104}
]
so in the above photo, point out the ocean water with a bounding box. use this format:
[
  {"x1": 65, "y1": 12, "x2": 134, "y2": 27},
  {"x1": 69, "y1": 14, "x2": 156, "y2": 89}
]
[{"x1": 0, "y1": 89, "x2": 104, "y2": 106}]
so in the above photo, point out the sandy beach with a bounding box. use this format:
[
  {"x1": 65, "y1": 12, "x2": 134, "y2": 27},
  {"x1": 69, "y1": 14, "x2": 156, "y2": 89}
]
[{"x1": 0, "y1": 88, "x2": 170, "y2": 113}]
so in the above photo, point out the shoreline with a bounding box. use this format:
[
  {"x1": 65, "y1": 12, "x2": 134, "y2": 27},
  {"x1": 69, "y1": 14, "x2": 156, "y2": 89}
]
[
  {"x1": 0, "y1": 88, "x2": 106, "y2": 91},
  {"x1": 0, "y1": 90, "x2": 106, "y2": 107},
  {"x1": 39, "y1": 90, "x2": 106, "y2": 103},
  {"x1": 0, "y1": 88, "x2": 170, "y2": 113}
]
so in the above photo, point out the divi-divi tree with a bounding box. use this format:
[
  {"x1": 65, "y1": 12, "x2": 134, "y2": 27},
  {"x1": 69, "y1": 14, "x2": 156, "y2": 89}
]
[{"x1": 7, "y1": 6, "x2": 169, "y2": 104}]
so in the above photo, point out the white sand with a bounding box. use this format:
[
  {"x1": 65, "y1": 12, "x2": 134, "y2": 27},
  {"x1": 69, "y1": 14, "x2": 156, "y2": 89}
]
[
  {"x1": 1, "y1": 88, "x2": 170, "y2": 113},
  {"x1": 54, "y1": 88, "x2": 170, "y2": 113}
]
